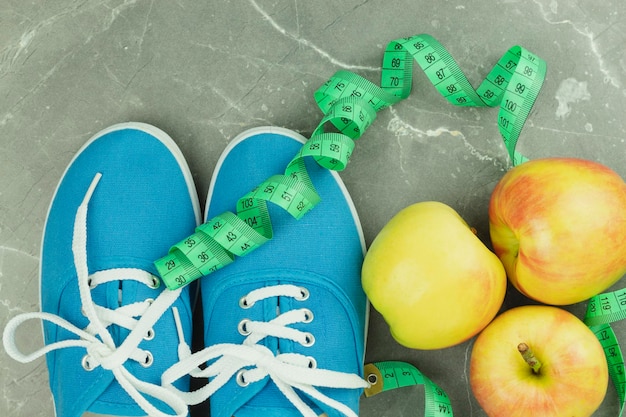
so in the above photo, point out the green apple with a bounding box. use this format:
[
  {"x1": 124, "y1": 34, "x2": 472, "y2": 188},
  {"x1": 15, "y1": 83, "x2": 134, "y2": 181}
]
[
  {"x1": 361, "y1": 201, "x2": 506, "y2": 350},
  {"x1": 470, "y1": 305, "x2": 608, "y2": 417},
  {"x1": 489, "y1": 157, "x2": 626, "y2": 305}
]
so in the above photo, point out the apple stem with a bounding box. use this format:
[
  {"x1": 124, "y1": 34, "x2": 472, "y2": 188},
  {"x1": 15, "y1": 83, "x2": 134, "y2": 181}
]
[{"x1": 517, "y1": 343, "x2": 542, "y2": 374}]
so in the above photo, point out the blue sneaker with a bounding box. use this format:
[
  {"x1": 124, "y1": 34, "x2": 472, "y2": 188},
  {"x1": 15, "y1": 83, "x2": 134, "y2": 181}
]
[
  {"x1": 2, "y1": 123, "x2": 201, "y2": 417},
  {"x1": 162, "y1": 127, "x2": 369, "y2": 417}
]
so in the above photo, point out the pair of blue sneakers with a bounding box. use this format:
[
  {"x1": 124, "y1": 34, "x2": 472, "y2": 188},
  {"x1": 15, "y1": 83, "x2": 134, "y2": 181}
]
[{"x1": 2, "y1": 123, "x2": 369, "y2": 417}]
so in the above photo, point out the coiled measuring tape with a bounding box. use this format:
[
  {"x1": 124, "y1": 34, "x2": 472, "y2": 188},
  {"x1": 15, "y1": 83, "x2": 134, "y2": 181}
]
[
  {"x1": 364, "y1": 361, "x2": 453, "y2": 416},
  {"x1": 585, "y1": 291, "x2": 626, "y2": 416},
  {"x1": 154, "y1": 33, "x2": 546, "y2": 290},
  {"x1": 150, "y1": 31, "x2": 626, "y2": 416}
]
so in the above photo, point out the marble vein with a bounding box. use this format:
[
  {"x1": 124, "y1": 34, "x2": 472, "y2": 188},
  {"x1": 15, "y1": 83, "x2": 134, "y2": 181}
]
[
  {"x1": 532, "y1": 0, "x2": 621, "y2": 88},
  {"x1": 2, "y1": 46, "x2": 73, "y2": 125},
  {"x1": 170, "y1": 75, "x2": 274, "y2": 128},
  {"x1": 0, "y1": 11, "x2": 64, "y2": 76},
  {"x1": 321, "y1": 0, "x2": 372, "y2": 32},
  {"x1": 248, "y1": 0, "x2": 378, "y2": 72},
  {"x1": 101, "y1": 0, "x2": 140, "y2": 32},
  {"x1": 386, "y1": 107, "x2": 502, "y2": 168},
  {"x1": 528, "y1": 121, "x2": 626, "y2": 141},
  {"x1": 0, "y1": 245, "x2": 39, "y2": 262},
  {"x1": 293, "y1": 0, "x2": 300, "y2": 38},
  {"x1": 0, "y1": 246, "x2": 39, "y2": 315},
  {"x1": 136, "y1": 0, "x2": 155, "y2": 55},
  {"x1": 190, "y1": 41, "x2": 326, "y2": 81}
]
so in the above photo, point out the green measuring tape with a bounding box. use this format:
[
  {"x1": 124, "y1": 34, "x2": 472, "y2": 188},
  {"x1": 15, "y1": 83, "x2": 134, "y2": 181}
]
[
  {"x1": 151, "y1": 31, "x2": 626, "y2": 417},
  {"x1": 154, "y1": 33, "x2": 546, "y2": 290},
  {"x1": 364, "y1": 361, "x2": 453, "y2": 416},
  {"x1": 152, "y1": 33, "x2": 545, "y2": 417},
  {"x1": 585, "y1": 292, "x2": 626, "y2": 416}
]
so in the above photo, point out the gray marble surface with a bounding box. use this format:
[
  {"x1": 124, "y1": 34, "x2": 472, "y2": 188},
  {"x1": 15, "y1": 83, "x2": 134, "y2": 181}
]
[{"x1": 2, "y1": 0, "x2": 626, "y2": 416}]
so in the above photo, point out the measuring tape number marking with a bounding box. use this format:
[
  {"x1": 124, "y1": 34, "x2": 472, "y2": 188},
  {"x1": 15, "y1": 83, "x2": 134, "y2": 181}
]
[
  {"x1": 364, "y1": 361, "x2": 453, "y2": 416},
  {"x1": 154, "y1": 33, "x2": 546, "y2": 291},
  {"x1": 585, "y1": 292, "x2": 626, "y2": 416}
]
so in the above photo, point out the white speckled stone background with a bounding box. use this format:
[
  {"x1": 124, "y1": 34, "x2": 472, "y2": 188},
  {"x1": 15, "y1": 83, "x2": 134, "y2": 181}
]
[{"x1": 2, "y1": 1, "x2": 626, "y2": 416}]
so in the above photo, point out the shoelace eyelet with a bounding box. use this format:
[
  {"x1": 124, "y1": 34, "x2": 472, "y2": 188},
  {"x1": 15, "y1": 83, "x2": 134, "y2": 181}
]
[
  {"x1": 141, "y1": 351, "x2": 154, "y2": 368},
  {"x1": 302, "y1": 332, "x2": 315, "y2": 347},
  {"x1": 239, "y1": 296, "x2": 253, "y2": 309},
  {"x1": 144, "y1": 328, "x2": 155, "y2": 341},
  {"x1": 82, "y1": 354, "x2": 95, "y2": 371},
  {"x1": 238, "y1": 319, "x2": 252, "y2": 336},
  {"x1": 236, "y1": 369, "x2": 250, "y2": 387},
  {"x1": 297, "y1": 287, "x2": 310, "y2": 301},
  {"x1": 302, "y1": 308, "x2": 314, "y2": 323},
  {"x1": 149, "y1": 276, "x2": 160, "y2": 289},
  {"x1": 307, "y1": 356, "x2": 317, "y2": 369}
]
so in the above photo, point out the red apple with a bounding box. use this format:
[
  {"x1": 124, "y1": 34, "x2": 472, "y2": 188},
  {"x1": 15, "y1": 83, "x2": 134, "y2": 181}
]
[
  {"x1": 470, "y1": 305, "x2": 608, "y2": 417},
  {"x1": 489, "y1": 157, "x2": 626, "y2": 305}
]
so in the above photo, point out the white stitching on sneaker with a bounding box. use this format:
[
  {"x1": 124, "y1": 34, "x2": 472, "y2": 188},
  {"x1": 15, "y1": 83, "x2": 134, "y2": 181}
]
[
  {"x1": 2, "y1": 174, "x2": 189, "y2": 417},
  {"x1": 161, "y1": 283, "x2": 368, "y2": 417}
]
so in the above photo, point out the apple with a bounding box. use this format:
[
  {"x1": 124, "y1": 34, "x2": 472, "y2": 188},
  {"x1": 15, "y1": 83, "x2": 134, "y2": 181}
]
[
  {"x1": 361, "y1": 201, "x2": 507, "y2": 350},
  {"x1": 489, "y1": 157, "x2": 626, "y2": 305},
  {"x1": 469, "y1": 305, "x2": 608, "y2": 417}
]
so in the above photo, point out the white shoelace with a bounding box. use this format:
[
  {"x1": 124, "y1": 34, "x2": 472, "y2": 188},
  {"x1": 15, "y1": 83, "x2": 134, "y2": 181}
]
[
  {"x1": 2, "y1": 174, "x2": 188, "y2": 417},
  {"x1": 162, "y1": 284, "x2": 369, "y2": 417}
]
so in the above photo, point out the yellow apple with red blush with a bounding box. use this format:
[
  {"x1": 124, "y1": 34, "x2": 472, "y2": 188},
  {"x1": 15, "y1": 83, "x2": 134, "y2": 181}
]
[
  {"x1": 489, "y1": 157, "x2": 626, "y2": 305},
  {"x1": 361, "y1": 201, "x2": 507, "y2": 350},
  {"x1": 470, "y1": 305, "x2": 608, "y2": 417}
]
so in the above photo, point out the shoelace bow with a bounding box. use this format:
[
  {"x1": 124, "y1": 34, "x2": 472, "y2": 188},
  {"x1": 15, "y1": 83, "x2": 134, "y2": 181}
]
[
  {"x1": 2, "y1": 174, "x2": 188, "y2": 417},
  {"x1": 162, "y1": 284, "x2": 369, "y2": 417}
]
